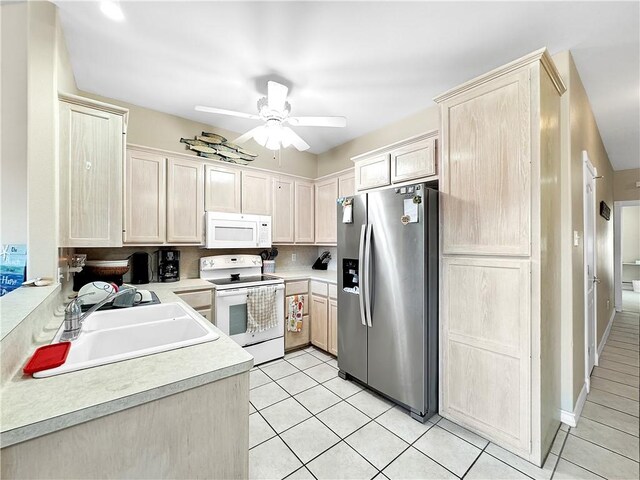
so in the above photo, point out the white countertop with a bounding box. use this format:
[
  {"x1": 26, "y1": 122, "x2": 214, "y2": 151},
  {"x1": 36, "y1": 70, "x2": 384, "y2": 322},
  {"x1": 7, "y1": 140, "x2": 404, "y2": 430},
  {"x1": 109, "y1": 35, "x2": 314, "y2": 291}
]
[
  {"x1": 269, "y1": 269, "x2": 338, "y2": 284},
  {"x1": 0, "y1": 285, "x2": 252, "y2": 448}
]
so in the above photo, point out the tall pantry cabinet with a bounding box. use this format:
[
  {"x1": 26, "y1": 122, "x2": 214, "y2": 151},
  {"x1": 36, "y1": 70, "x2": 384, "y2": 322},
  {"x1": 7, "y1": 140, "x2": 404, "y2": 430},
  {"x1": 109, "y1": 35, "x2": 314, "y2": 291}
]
[
  {"x1": 434, "y1": 48, "x2": 565, "y2": 466},
  {"x1": 58, "y1": 94, "x2": 128, "y2": 247}
]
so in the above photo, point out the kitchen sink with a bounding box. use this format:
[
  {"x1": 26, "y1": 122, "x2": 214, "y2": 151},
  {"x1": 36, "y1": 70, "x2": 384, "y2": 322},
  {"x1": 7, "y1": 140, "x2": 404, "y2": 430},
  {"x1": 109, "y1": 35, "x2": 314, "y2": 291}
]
[{"x1": 33, "y1": 303, "x2": 219, "y2": 378}]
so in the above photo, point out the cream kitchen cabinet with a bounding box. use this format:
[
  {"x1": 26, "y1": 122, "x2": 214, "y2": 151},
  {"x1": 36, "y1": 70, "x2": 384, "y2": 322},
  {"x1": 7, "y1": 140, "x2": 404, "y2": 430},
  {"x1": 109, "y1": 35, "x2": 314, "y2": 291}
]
[
  {"x1": 315, "y1": 178, "x2": 338, "y2": 244},
  {"x1": 294, "y1": 181, "x2": 315, "y2": 243},
  {"x1": 124, "y1": 149, "x2": 166, "y2": 244},
  {"x1": 310, "y1": 294, "x2": 328, "y2": 351},
  {"x1": 166, "y1": 157, "x2": 204, "y2": 243},
  {"x1": 272, "y1": 177, "x2": 295, "y2": 243},
  {"x1": 338, "y1": 172, "x2": 356, "y2": 197},
  {"x1": 58, "y1": 94, "x2": 128, "y2": 247},
  {"x1": 435, "y1": 48, "x2": 565, "y2": 466},
  {"x1": 390, "y1": 133, "x2": 437, "y2": 183},
  {"x1": 309, "y1": 280, "x2": 338, "y2": 355},
  {"x1": 352, "y1": 132, "x2": 439, "y2": 192},
  {"x1": 241, "y1": 171, "x2": 271, "y2": 215},
  {"x1": 205, "y1": 164, "x2": 241, "y2": 213},
  {"x1": 284, "y1": 280, "x2": 310, "y2": 351},
  {"x1": 354, "y1": 153, "x2": 390, "y2": 191},
  {"x1": 328, "y1": 298, "x2": 338, "y2": 356}
]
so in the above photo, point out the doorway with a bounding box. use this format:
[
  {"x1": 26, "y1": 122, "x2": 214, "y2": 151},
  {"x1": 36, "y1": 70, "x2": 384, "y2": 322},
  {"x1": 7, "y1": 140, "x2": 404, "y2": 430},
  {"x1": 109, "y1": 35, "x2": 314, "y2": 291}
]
[
  {"x1": 583, "y1": 152, "x2": 597, "y2": 388},
  {"x1": 614, "y1": 200, "x2": 640, "y2": 313}
]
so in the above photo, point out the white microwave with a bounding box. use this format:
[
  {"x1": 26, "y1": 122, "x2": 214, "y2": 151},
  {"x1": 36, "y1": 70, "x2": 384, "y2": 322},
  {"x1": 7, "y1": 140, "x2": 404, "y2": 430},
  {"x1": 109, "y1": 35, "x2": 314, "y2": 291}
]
[{"x1": 205, "y1": 212, "x2": 272, "y2": 249}]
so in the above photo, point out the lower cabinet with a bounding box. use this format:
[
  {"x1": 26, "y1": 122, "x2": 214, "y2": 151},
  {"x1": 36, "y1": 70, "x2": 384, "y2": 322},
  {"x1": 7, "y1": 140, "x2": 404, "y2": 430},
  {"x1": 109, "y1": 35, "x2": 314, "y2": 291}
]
[
  {"x1": 176, "y1": 289, "x2": 213, "y2": 322},
  {"x1": 284, "y1": 281, "x2": 310, "y2": 351},
  {"x1": 328, "y1": 299, "x2": 338, "y2": 356},
  {"x1": 310, "y1": 294, "x2": 328, "y2": 351}
]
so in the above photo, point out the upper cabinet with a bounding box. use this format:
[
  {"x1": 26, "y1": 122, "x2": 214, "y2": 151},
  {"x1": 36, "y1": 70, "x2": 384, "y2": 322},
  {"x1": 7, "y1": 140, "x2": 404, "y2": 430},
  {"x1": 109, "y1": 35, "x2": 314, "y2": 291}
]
[
  {"x1": 272, "y1": 177, "x2": 295, "y2": 243},
  {"x1": 242, "y1": 171, "x2": 272, "y2": 215},
  {"x1": 338, "y1": 173, "x2": 356, "y2": 197},
  {"x1": 352, "y1": 131, "x2": 439, "y2": 192},
  {"x1": 390, "y1": 134, "x2": 437, "y2": 183},
  {"x1": 167, "y1": 157, "x2": 204, "y2": 243},
  {"x1": 315, "y1": 178, "x2": 338, "y2": 244},
  {"x1": 124, "y1": 149, "x2": 166, "y2": 244},
  {"x1": 205, "y1": 164, "x2": 241, "y2": 213},
  {"x1": 294, "y1": 181, "x2": 315, "y2": 243},
  {"x1": 58, "y1": 94, "x2": 128, "y2": 247},
  {"x1": 354, "y1": 153, "x2": 390, "y2": 191}
]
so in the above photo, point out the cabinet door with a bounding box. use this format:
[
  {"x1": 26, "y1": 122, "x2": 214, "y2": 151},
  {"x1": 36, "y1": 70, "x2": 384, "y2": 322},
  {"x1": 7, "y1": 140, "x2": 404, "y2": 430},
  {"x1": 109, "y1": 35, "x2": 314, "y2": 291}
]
[
  {"x1": 440, "y1": 69, "x2": 530, "y2": 256},
  {"x1": 204, "y1": 164, "x2": 241, "y2": 213},
  {"x1": 295, "y1": 181, "x2": 315, "y2": 243},
  {"x1": 241, "y1": 171, "x2": 272, "y2": 215},
  {"x1": 284, "y1": 294, "x2": 310, "y2": 351},
  {"x1": 167, "y1": 158, "x2": 204, "y2": 243},
  {"x1": 354, "y1": 153, "x2": 390, "y2": 191},
  {"x1": 124, "y1": 149, "x2": 166, "y2": 244},
  {"x1": 390, "y1": 137, "x2": 437, "y2": 183},
  {"x1": 59, "y1": 101, "x2": 124, "y2": 247},
  {"x1": 338, "y1": 172, "x2": 355, "y2": 197},
  {"x1": 272, "y1": 177, "x2": 295, "y2": 243},
  {"x1": 310, "y1": 294, "x2": 328, "y2": 351},
  {"x1": 315, "y1": 178, "x2": 338, "y2": 244},
  {"x1": 440, "y1": 257, "x2": 530, "y2": 453},
  {"x1": 328, "y1": 299, "x2": 338, "y2": 356}
]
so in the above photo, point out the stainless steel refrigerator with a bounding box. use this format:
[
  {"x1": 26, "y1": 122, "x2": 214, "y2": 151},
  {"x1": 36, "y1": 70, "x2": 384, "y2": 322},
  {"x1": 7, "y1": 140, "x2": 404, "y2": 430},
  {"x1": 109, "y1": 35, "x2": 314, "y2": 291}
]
[{"x1": 337, "y1": 183, "x2": 438, "y2": 422}]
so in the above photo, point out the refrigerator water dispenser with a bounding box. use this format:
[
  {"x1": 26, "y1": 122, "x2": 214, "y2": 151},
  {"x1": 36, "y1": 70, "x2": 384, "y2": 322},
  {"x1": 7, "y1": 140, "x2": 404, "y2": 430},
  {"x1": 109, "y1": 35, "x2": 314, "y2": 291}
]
[{"x1": 342, "y1": 258, "x2": 359, "y2": 294}]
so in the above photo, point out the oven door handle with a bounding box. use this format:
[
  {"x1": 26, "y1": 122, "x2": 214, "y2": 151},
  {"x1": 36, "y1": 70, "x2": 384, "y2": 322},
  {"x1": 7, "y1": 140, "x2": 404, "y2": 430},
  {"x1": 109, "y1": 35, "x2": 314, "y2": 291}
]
[{"x1": 215, "y1": 284, "x2": 285, "y2": 297}]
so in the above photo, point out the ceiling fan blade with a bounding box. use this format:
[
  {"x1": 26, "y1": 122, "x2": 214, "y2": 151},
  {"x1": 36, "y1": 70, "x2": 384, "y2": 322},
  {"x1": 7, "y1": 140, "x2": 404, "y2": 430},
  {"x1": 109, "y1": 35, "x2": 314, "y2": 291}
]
[
  {"x1": 195, "y1": 105, "x2": 260, "y2": 120},
  {"x1": 267, "y1": 81, "x2": 288, "y2": 112},
  {"x1": 282, "y1": 127, "x2": 310, "y2": 151},
  {"x1": 287, "y1": 116, "x2": 346, "y2": 128},
  {"x1": 234, "y1": 126, "x2": 267, "y2": 145}
]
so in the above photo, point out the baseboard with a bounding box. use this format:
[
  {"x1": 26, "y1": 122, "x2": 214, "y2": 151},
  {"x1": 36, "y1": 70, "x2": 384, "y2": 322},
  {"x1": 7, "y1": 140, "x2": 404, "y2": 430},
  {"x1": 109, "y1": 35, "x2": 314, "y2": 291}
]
[
  {"x1": 560, "y1": 382, "x2": 588, "y2": 427},
  {"x1": 597, "y1": 309, "x2": 616, "y2": 359}
]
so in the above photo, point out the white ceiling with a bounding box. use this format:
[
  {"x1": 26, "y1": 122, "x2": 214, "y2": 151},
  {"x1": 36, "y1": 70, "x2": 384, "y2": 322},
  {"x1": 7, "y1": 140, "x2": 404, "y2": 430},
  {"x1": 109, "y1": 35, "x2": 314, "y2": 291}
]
[{"x1": 57, "y1": 1, "x2": 638, "y2": 169}]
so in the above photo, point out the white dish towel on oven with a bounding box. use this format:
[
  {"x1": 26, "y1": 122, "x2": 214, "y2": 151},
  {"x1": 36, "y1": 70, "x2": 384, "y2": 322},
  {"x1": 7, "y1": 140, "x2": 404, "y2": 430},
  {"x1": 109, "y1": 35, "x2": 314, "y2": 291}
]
[{"x1": 246, "y1": 286, "x2": 278, "y2": 333}]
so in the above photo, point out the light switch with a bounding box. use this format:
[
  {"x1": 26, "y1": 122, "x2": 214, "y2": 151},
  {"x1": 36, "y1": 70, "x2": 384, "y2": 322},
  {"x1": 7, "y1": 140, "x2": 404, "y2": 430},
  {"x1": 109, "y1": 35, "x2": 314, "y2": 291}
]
[{"x1": 573, "y1": 231, "x2": 580, "y2": 247}]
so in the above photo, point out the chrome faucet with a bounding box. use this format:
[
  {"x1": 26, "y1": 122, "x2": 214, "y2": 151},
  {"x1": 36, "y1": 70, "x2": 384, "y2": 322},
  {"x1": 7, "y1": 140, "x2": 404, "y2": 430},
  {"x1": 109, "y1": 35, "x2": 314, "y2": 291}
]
[{"x1": 61, "y1": 288, "x2": 136, "y2": 341}]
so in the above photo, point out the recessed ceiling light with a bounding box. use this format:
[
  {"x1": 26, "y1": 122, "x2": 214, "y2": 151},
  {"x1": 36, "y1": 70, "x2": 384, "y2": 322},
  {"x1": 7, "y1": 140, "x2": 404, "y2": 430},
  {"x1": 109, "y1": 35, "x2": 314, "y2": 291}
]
[{"x1": 100, "y1": 1, "x2": 124, "y2": 22}]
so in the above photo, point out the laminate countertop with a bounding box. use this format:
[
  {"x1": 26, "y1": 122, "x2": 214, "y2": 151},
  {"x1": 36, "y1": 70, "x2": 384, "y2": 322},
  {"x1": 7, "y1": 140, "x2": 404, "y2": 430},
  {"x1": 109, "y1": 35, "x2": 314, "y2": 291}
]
[
  {"x1": 269, "y1": 269, "x2": 338, "y2": 285},
  {"x1": 0, "y1": 284, "x2": 253, "y2": 448}
]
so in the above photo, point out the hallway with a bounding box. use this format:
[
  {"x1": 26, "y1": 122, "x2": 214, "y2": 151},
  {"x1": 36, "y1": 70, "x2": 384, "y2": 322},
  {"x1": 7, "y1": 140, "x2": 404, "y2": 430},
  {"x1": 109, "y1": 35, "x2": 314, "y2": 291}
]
[{"x1": 552, "y1": 311, "x2": 640, "y2": 479}]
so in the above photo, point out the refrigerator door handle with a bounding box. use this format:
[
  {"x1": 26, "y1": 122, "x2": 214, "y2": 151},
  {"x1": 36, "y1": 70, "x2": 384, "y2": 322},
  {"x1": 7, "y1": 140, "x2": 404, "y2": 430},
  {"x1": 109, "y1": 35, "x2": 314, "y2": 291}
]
[
  {"x1": 358, "y1": 224, "x2": 367, "y2": 327},
  {"x1": 364, "y1": 224, "x2": 373, "y2": 327}
]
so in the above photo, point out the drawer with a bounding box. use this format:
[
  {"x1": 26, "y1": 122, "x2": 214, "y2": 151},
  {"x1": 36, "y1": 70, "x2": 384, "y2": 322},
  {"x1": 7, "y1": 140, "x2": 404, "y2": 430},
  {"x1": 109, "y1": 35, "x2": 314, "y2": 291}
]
[
  {"x1": 285, "y1": 314, "x2": 310, "y2": 351},
  {"x1": 286, "y1": 280, "x2": 308, "y2": 296},
  {"x1": 310, "y1": 280, "x2": 328, "y2": 297},
  {"x1": 286, "y1": 294, "x2": 308, "y2": 316},
  {"x1": 196, "y1": 307, "x2": 213, "y2": 323},
  {"x1": 328, "y1": 284, "x2": 338, "y2": 299},
  {"x1": 177, "y1": 290, "x2": 212, "y2": 309}
]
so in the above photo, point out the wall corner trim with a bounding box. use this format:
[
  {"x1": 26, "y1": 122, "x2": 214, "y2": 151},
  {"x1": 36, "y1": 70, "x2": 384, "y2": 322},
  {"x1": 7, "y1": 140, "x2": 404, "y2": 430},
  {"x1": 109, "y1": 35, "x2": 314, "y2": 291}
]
[{"x1": 560, "y1": 382, "x2": 588, "y2": 428}]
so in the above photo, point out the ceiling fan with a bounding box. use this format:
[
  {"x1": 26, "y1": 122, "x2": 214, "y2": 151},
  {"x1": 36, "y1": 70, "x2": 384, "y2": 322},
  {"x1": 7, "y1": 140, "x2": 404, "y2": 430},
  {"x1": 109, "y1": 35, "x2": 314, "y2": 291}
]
[{"x1": 195, "y1": 81, "x2": 346, "y2": 152}]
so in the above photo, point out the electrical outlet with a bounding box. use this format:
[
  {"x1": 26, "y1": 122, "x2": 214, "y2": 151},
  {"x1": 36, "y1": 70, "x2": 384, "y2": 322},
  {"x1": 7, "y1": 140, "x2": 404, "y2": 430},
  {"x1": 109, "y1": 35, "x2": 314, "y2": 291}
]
[{"x1": 292, "y1": 254, "x2": 297, "y2": 262}]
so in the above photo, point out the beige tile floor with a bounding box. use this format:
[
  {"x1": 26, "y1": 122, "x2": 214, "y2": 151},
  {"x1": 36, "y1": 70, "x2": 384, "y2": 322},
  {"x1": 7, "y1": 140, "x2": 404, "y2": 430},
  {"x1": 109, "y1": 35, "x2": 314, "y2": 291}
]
[{"x1": 249, "y1": 312, "x2": 639, "y2": 479}]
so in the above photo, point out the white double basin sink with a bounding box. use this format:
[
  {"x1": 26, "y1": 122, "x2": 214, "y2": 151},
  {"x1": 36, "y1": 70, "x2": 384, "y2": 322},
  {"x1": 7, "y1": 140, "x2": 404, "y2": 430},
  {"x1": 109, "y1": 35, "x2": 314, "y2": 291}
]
[{"x1": 34, "y1": 302, "x2": 219, "y2": 378}]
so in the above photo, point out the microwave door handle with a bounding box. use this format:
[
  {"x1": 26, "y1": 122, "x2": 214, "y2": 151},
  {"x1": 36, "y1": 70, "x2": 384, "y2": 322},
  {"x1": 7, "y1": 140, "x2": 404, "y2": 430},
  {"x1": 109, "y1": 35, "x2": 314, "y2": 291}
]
[
  {"x1": 358, "y1": 224, "x2": 367, "y2": 327},
  {"x1": 364, "y1": 224, "x2": 373, "y2": 328}
]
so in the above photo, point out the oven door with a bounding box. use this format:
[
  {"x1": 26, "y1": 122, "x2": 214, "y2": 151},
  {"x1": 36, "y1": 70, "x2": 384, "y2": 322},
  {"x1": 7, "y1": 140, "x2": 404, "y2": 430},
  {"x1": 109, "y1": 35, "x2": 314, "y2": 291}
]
[
  {"x1": 214, "y1": 285, "x2": 284, "y2": 347},
  {"x1": 206, "y1": 217, "x2": 259, "y2": 249}
]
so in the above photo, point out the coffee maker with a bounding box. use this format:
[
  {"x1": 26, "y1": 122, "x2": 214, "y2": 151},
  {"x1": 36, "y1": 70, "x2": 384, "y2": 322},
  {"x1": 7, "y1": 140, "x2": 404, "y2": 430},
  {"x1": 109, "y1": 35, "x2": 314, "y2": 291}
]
[{"x1": 157, "y1": 250, "x2": 180, "y2": 282}]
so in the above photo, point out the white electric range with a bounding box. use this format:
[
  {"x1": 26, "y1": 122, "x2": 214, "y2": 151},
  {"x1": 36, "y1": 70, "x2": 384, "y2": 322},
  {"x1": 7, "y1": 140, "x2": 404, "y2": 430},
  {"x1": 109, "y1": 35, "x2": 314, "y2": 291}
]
[{"x1": 200, "y1": 255, "x2": 284, "y2": 365}]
